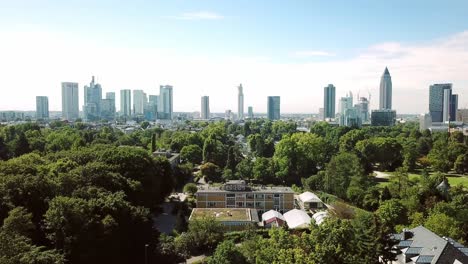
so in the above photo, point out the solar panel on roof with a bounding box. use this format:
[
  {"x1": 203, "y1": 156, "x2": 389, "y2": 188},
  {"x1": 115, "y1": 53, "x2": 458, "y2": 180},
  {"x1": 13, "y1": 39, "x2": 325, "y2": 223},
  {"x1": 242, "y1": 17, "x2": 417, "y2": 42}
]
[
  {"x1": 406, "y1": 247, "x2": 422, "y2": 255},
  {"x1": 398, "y1": 240, "x2": 413, "y2": 247},
  {"x1": 415, "y1": 255, "x2": 434, "y2": 263}
]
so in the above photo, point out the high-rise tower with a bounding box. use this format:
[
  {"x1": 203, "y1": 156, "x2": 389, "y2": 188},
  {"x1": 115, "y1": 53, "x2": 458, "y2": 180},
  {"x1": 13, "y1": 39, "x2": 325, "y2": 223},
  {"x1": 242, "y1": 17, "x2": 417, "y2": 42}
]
[
  {"x1": 379, "y1": 67, "x2": 392, "y2": 110},
  {"x1": 159, "y1": 85, "x2": 173, "y2": 120},
  {"x1": 267, "y1": 96, "x2": 280, "y2": 120},
  {"x1": 238, "y1": 84, "x2": 244, "y2": 120},
  {"x1": 429, "y1": 83, "x2": 452, "y2": 122},
  {"x1": 61, "y1": 82, "x2": 79, "y2": 120},
  {"x1": 36, "y1": 96, "x2": 49, "y2": 120},
  {"x1": 120, "y1": 89, "x2": 132, "y2": 117},
  {"x1": 323, "y1": 84, "x2": 336, "y2": 120},
  {"x1": 201, "y1": 96, "x2": 210, "y2": 119},
  {"x1": 83, "y1": 76, "x2": 102, "y2": 121}
]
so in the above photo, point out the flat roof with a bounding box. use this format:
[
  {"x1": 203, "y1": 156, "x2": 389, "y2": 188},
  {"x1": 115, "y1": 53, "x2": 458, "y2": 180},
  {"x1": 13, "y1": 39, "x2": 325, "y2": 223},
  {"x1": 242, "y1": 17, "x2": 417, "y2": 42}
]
[
  {"x1": 196, "y1": 185, "x2": 294, "y2": 193},
  {"x1": 189, "y1": 208, "x2": 258, "y2": 222}
]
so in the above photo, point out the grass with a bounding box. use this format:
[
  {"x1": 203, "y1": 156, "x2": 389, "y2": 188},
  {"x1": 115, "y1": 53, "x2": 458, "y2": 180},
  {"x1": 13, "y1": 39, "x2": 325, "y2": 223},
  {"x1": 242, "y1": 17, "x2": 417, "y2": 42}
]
[
  {"x1": 191, "y1": 208, "x2": 252, "y2": 221},
  {"x1": 375, "y1": 171, "x2": 468, "y2": 188}
]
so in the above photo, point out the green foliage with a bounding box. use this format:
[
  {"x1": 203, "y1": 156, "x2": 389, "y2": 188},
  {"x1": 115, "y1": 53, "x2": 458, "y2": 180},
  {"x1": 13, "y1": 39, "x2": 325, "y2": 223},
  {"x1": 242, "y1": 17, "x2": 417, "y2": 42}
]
[
  {"x1": 208, "y1": 240, "x2": 247, "y2": 264},
  {"x1": 183, "y1": 183, "x2": 198, "y2": 195},
  {"x1": 200, "y1": 162, "x2": 222, "y2": 182},
  {"x1": 180, "y1": 144, "x2": 203, "y2": 164},
  {"x1": 376, "y1": 199, "x2": 407, "y2": 232}
]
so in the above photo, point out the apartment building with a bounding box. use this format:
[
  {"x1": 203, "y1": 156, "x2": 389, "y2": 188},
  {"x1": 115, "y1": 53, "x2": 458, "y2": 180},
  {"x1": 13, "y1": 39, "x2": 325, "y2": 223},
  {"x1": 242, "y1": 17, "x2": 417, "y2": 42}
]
[{"x1": 196, "y1": 180, "x2": 294, "y2": 214}]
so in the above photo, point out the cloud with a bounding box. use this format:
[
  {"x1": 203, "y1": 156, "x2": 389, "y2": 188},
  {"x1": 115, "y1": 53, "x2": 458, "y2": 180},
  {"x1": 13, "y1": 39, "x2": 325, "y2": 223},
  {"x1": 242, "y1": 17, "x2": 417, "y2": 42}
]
[
  {"x1": 0, "y1": 30, "x2": 468, "y2": 114},
  {"x1": 168, "y1": 11, "x2": 224, "y2": 20},
  {"x1": 293, "y1": 50, "x2": 336, "y2": 57}
]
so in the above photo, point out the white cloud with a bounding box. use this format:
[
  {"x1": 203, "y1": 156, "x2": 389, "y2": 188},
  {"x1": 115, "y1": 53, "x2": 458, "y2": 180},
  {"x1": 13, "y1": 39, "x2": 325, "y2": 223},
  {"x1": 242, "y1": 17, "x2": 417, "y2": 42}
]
[
  {"x1": 293, "y1": 50, "x2": 336, "y2": 57},
  {"x1": 0, "y1": 29, "x2": 468, "y2": 114},
  {"x1": 168, "y1": 11, "x2": 224, "y2": 20}
]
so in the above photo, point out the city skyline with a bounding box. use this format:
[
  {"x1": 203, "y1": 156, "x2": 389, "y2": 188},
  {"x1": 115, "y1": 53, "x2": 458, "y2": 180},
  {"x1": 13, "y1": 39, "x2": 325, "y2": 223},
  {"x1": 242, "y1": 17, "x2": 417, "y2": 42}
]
[{"x1": 1, "y1": 1, "x2": 468, "y2": 113}]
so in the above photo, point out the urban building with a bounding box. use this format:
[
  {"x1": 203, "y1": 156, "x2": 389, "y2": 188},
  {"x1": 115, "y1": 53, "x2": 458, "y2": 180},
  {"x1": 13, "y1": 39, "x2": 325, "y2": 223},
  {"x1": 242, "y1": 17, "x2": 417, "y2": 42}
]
[
  {"x1": 391, "y1": 226, "x2": 468, "y2": 264},
  {"x1": 201, "y1": 96, "x2": 210, "y2": 119},
  {"x1": 338, "y1": 92, "x2": 362, "y2": 127},
  {"x1": 379, "y1": 67, "x2": 392, "y2": 110},
  {"x1": 100, "y1": 92, "x2": 115, "y2": 121},
  {"x1": 148, "y1": 95, "x2": 159, "y2": 119},
  {"x1": 248, "y1": 106, "x2": 254, "y2": 119},
  {"x1": 120, "y1": 89, "x2": 132, "y2": 117},
  {"x1": 36, "y1": 96, "x2": 49, "y2": 120},
  {"x1": 238, "y1": 84, "x2": 244, "y2": 120},
  {"x1": 83, "y1": 76, "x2": 102, "y2": 121},
  {"x1": 323, "y1": 84, "x2": 336, "y2": 120},
  {"x1": 225, "y1": 109, "x2": 232, "y2": 120},
  {"x1": 159, "y1": 85, "x2": 173, "y2": 120},
  {"x1": 267, "y1": 96, "x2": 280, "y2": 120},
  {"x1": 356, "y1": 96, "x2": 370, "y2": 122},
  {"x1": 451, "y1": 94, "x2": 459, "y2": 122},
  {"x1": 419, "y1": 113, "x2": 432, "y2": 132},
  {"x1": 457, "y1": 109, "x2": 468, "y2": 124},
  {"x1": 61, "y1": 82, "x2": 79, "y2": 121},
  {"x1": 195, "y1": 180, "x2": 294, "y2": 214},
  {"x1": 133, "y1": 90, "x2": 147, "y2": 115},
  {"x1": 371, "y1": 109, "x2": 396, "y2": 126},
  {"x1": 429, "y1": 83, "x2": 452, "y2": 122},
  {"x1": 189, "y1": 208, "x2": 259, "y2": 231}
]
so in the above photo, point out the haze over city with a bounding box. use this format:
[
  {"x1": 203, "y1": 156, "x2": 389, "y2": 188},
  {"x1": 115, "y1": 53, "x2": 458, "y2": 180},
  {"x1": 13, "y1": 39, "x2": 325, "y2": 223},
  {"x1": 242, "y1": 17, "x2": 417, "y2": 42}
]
[{"x1": 1, "y1": 0, "x2": 468, "y2": 113}]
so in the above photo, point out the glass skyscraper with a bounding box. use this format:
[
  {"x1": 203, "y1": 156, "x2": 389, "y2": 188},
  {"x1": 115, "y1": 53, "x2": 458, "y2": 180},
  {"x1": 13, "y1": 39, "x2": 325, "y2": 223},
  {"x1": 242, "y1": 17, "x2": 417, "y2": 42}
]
[
  {"x1": 323, "y1": 84, "x2": 336, "y2": 120},
  {"x1": 267, "y1": 96, "x2": 280, "y2": 120},
  {"x1": 429, "y1": 83, "x2": 452, "y2": 122},
  {"x1": 36, "y1": 96, "x2": 49, "y2": 120},
  {"x1": 379, "y1": 67, "x2": 392, "y2": 110},
  {"x1": 61, "y1": 82, "x2": 79, "y2": 121},
  {"x1": 201, "y1": 96, "x2": 210, "y2": 119}
]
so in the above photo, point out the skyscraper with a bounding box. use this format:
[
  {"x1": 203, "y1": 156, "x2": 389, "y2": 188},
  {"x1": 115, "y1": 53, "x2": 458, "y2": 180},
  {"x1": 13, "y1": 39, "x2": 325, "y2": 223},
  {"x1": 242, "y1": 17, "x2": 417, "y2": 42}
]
[
  {"x1": 379, "y1": 67, "x2": 392, "y2": 110},
  {"x1": 248, "y1": 106, "x2": 254, "y2": 119},
  {"x1": 267, "y1": 96, "x2": 280, "y2": 120},
  {"x1": 159, "y1": 85, "x2": 173, "y2": 120},
  {"x1": 450, "y1": 94, "x2": 458, "y2": 122},
  {"x1": 83, "y1": 76, "x2": 102, "y2": 121},
  {"x1": 201, "y1": 96, "x2": 210, "y2": 119},
  {"x1": 101, "y1": 92, "x2": 115, "y2": 120},
  {"x1": 61, "y1": 82, "x2": 79, "y2": 120},
  {"x1": 339, "y1": 92, "x2": 354, "y2": 126},
  {"x1": 323, "y1": 84, "x2": 336, "y2": 120},
  {"x1": 357, "y1": 97, "x2": 370, "y2": 122},
  {"x1": 238, "y1": 84, "x2": 244, "y2": 120},
  {"x1": 133, "y1": 90, "x2": 147, "y2": 115},
  {"x1": 148, "y1": 95, "x2": 159, "y2": 119},
  {"x1": 120, "y1": 89, "x2": 132, "y2": 117},
  {"x1": 36, "y1": 96, "x2": 49, "y2": 120},
  {"x1": 429, "y1": 83, "x2": 452, "y2": 122},
  {"x1": 442, "y1": 89, "x2": 451, "y2": 122}
]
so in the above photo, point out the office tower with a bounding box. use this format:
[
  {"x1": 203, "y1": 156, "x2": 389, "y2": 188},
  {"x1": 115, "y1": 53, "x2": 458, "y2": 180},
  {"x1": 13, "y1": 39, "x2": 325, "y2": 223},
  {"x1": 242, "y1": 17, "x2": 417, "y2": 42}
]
[
  {"x1": 36, "y1": 96, "x2": 49, "y2": 120},
  {"x1": 83, "y1": 76, "x2": 102, "y2": 121},
  {"x1": 357, "y1": 97, "x2": 370, "y2": 122},
  {"x1": 120, "y1": 89, "x2": 132, "y2": 117},
  {"x1": 159, "y1": 85, "x2": 173, "y2": 120},
  {"x1": 429, "y1": 83, "x2": 452, "y2": 122},
  {"x1": 379, "y1": 67, "x2": 392, "y2": 110},
  {"x1": 133, "y1": 90, "x2": 147, "y2": 115},
  {"x1": 101, "y1": 92, "x2": 116, "y2": 120},
  {"x1": 442, "y1": 89, "x2": 451, "y2": 122},
  {"x1": 61, "y1": 82, "x2": 79, "y2": 120},
  {"x1": 148, "y1": 95, "x2": 159, "y2": 119},
  {"x1": 419, "y1": 113, "x2": 432, "y2": 132},
  {"x1": 238, "y1": 84, "x2": 244, "y2": 120},
  {"x1": 450, "y1": 94, "x2": 458, "y2": 122},
  {"x1": 339, "y1": 92, "x2": 359, "y2": 127},
  {"x1": 201, "y1": 96, "x2": 210, "y2": 119},
  {"x1": 248, "y1": 106, "x2": 254, "y2": 119},
  {"x1": 267, "y1": 96, "x2": 280, "y2": 120},
  {"x1": 225, "y1": 110, "x2": 232, "y2": 120},
  {"x1": 371, "y1": 109, "x2": 396, "y2": 126},
  {"x1": 323, "y1": 84, "x2": 336, "y2": 120}
]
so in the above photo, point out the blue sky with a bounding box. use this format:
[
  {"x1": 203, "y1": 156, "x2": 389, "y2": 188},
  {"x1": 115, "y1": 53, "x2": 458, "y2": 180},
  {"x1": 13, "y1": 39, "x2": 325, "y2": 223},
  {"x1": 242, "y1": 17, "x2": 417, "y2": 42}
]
[{"x1": 1, "y1": 1, "x2": 468, "y2": 113}]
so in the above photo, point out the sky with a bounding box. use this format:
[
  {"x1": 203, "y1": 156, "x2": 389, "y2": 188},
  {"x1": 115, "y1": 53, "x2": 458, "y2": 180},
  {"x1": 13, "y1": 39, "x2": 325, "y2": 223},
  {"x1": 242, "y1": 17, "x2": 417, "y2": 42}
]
[{"x1": 1, "y1": 0, "x2": 468, "y2": 114}]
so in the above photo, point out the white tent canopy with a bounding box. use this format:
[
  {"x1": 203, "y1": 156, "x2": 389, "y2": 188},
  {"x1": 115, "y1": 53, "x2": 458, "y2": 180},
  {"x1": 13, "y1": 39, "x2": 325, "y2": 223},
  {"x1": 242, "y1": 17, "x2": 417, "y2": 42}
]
[
  {"x1": 283, "y1": 209, "x2": 311, "y2": 229},
  {"x1": 299, "y1": 191, "x2": 322, "y2": 203},
  {"x1": 262, "y1": 210, "x2": 285, "y2": 222}
]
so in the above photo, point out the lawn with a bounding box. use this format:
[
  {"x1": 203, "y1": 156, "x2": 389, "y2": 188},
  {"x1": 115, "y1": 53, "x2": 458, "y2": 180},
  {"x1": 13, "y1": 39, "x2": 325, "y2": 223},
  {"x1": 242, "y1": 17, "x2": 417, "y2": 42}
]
[
  {"x1": 190, "y1": 208, "x2": 252, "y2": 221},
  {"x1": 375, "y1": 171, "x2": 468, "y2": 188}
]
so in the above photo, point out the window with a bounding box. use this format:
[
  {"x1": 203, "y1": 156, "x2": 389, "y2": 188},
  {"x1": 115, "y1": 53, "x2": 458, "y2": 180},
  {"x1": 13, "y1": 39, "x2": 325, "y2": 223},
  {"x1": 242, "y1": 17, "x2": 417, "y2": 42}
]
[
  {"x1": 246, "y1": 202, "x2": 254, "y2": 207},
  {"x1": 236, "y1": 193, "x2": 246, "y2": 198},
  {"x1": 226, "y1": 193, "x2": 235, "y2": 198},
  {"x1": 274, "y1": 194, "x2": 280, "y2": 198},
  {"x1": 246, "y1": 194, "x2": 254, "y2": 199},
  {"x1": 227, "y1": 200, "x2": 235, "y2": 206},
  {"x1": 208, "y1": 202, "x2": 216, "y2": 207},
  {"x1": 266, "y1": 194, "x2": 273, "y2": 199},
  {"x1": 236, "y1": 202, "x2": 244, "y2": 207},
  {"x1": 255, "y1": 194, "x2": 264, "y2": 199}
]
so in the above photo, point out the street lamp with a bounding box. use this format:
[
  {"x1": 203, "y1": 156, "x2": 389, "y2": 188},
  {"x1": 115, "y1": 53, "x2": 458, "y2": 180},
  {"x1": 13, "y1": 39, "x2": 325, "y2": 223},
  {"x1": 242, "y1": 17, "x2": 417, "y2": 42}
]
[{"x1": 145, "y1": 244, "x2": 149, "y2": 264}]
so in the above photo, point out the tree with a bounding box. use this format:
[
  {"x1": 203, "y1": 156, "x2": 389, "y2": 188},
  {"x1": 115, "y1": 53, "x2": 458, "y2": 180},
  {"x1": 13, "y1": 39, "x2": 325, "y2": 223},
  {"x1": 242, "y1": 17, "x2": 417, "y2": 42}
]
[
  {"x1": 424, "y1": 212, "x2": 460, "y2": 240},
  {"x1": 235, "y1": 158, "x2": 253, "y2": 180},
  {"x1": 208, "y1": 240, "x2": 247, "y2": 264},
  {"x1": 376, "y1": 199, "x2": 407, "y2": 231},
  {"x1": 151, "y1": 133, "x2": 157, "y2": 153},
  {"x1": 203, "y1": 135, "x2": 227, "y2": 167},
  {"x1": 252, "y1": 157, "x2": 275, "y2": 183},
  {"x1": 392, "y1": 167, "x2": 409, "y2": 198},
  {"x1": 355, "y1": 137, "x2": 403, "y2": 171},
  {"x1": 180, "y1": 144, "x2": 203, "y2": 164},
  {"x1": 141, "y1": 121, "x2": 150, "y2": 129},
  {"x1": 183, "y1": 183, "x2": 198, "y2": 196},
  {"x1": 323, "y1": 152, "x2": 365, "y2": 199},
  {"x1": 200, "y1": 162, "x2": 221, "y2": 182},
  {"x1": 454, "y1": 154, "x2": 468, "y2": 174}
]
